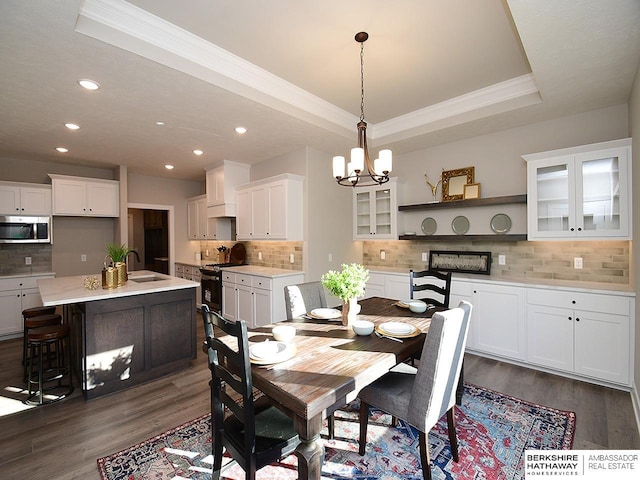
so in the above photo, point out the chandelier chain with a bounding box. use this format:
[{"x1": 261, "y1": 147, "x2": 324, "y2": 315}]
[{"x1": 360, "y1": 40, "x2": 365, "y2": 122}]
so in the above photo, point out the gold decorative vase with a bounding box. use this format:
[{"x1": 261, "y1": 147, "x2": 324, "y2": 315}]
[{"x1": 115, "y1": 262, "x2": 128, "y2": 287}]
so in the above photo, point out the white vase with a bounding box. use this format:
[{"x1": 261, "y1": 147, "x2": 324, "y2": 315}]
[{"x1": 341, "y1": 298, "x2": 360, "y2": 326}]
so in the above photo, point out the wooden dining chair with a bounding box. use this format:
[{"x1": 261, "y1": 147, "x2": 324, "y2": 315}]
[
  {"x1": 409, "y1": 269, "x2": 452, "y2": 308},
  {"x1": 357, "y1": 301, "x2": 472, "y2": 480},
  {"x1": 202, "y1": 305, "x2": 300, "y2": 480},
  {"x1": 283, "y1": 281, "x2": 327, "y2": 320}
]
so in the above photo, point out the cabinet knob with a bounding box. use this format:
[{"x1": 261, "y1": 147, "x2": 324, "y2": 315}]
[
  {"x1": 570, "y1": 227, "x2": 575, "y2": 231},
  {"x1": 572, "y1": 300, "x2": 576, "y2": 304},
  {"x1": 577, "y1": 227, "x2": 582, "y2": 231},
  {"x1": 576, "y1": 317, "x2": 580, "y2": 322},
  {"x1": 568, "y1": 316, "x2": 572, "y2": 321}
]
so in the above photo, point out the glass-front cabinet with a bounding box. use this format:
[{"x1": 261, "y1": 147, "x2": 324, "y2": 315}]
[
  {"x1": 353, "y1": 178, "x2": 399, "y2": 240},
  {"x1": 524, "y1": 138, "x2": 632, "y2": 240}
]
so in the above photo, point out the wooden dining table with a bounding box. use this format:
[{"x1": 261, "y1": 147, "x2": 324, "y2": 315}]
[{"x1": 238, "y1": 296, "x2": 443, "y2": 480}]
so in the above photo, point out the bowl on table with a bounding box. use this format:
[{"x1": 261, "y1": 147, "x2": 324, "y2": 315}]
[
  {"x1": 272, "y1": 325, "x2": 296, "y2": 342},
  {"x1": 352, "y1": 320, "x2": 374, "y2": 336},
  {"x1": 408, "y1": 300, "x2": 427, "y2": 313}
]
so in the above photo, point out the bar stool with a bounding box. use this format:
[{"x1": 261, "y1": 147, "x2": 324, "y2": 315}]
[
  {"x1": 25, "y1": 324, "x2": 74, "y2": 406},
  {"x1": 22, "y1": 306, "x2": 57, "y2": 364},
  {"x1": 23, "y1": 311, "x2": 62, "y2": 382}
]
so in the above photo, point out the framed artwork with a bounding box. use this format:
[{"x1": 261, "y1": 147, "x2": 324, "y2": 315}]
[
  {"x1": 429, "y1": 250, "x2": 492, "y2": 275},
  {"x1": 441, "y1": 166, "x2": 474, "y2": 201},
  {"x1": 464, "y1": 183, "x2": 481, "y2": 199}
]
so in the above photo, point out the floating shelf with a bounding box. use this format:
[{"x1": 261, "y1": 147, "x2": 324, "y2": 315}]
[
  {"x1": 398, "y1": 194, "x2": 527, "y2": 212},
  {"x1": 398, "y1": 234, "x2": 528, "y2": 241}
]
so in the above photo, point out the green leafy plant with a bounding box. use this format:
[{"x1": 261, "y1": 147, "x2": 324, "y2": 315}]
[
  {"x1": 321, "y1": 263, "x2": 370, "y2": 301},
  {"x1": 106, "y1": 243, "x2": 131, "y2": 263}
]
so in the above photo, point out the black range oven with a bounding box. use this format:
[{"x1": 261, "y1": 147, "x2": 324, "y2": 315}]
[{"x1": 200, "y1": 263, "x2": 236, "y2": 314}]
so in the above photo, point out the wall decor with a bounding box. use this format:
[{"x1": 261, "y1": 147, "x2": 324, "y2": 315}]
[
  {"x1": 424, "y1": 172, "x2": 442, "y2": 202},
  {"x1": 429, "y1": 250, "x2": 491, "y2": 275},
  {"x1": 464, "y1": 183, "x2": 481, "y2": 199},
  {"x1": 441, "y1": 166, "x2": 474, "y2": 201}
]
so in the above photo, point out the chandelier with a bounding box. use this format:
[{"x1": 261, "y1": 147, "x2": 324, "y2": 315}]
[{"x1": 333, "y1": 32, "x2": 392, "y2": 187}]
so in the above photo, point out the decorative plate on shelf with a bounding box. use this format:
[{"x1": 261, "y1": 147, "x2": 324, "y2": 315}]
[
  {"x1": 451, "y1": 216, "x2": 470, "y2": 235},
  {"x1": 490, "y1": 213, "x2": 512, "y2": 234},
  {"x1": 421, "y1": 217, "x2": 437, "y2": 235}
]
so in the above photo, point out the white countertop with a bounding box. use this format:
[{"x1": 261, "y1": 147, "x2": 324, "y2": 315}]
[
  {"x1": 220, "y1": 265, "x2": 304, "y2": 278},
  {"x1": 38, "y1": 270, "x2": 199, "y2": 306}
]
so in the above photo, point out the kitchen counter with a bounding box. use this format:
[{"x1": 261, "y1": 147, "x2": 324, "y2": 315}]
[
  {"x1": 37, "y1": 270, "x2": 198, "y2": 306},
  {"x1": 39, "y1": 270, "x2": 198, "y2": 400},
  {"x1": 220, "y1": 265, "x2": 304, "y2": 278}
]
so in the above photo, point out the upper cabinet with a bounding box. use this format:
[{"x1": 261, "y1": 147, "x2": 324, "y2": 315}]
[
  {"x1": 205, "y1": 160, "x2": 250, "y2": 217},
  {"x1": 49, "y1": 174, "x2": 119, "y2": 217},
  {"x1": 235, "y1": 174, "x2": 303, "y2": 241},
  {"x1": 523, "y1": 138, "x2": 632, "y2": 240},
  {"x1": 187, "y1": 194, "x2": 233, "y2": 240},
  {"x1": 353, "y1": 178, "x2": 400, "y2": 240},
  {"x1": 0, "y1": 182, "x2": 51, "y2": 215}
]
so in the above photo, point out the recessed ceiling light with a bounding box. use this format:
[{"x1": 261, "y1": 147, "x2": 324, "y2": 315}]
[
  {"x1": 193, "y1": 149, "x2": 204, "y2": 156},
  {"x1": 156, "y1": 121, "x2": 165, "y2": 126},
  {"x1": 78, "y1": 79, "x2": 100, "y2": 90},
  {"x1": 165, "y1": 164, "x2": 174, "y2": 170},
  {"x1": 56, "y1": 147, "x2": 69, "y2": 153},
  {"x1": 65, "y1": 123, "x2": 80, "y2": 130},
  {"x1": 235, "y1": 127, "x2": 247, "y2": 134}
]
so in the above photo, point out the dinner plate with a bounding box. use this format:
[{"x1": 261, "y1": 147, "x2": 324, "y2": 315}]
[
  {"x1": 375, "y1": 324, "x2": 421, "y2": 339},
  {"x1": 397, "y1": 299, "x2": 414, "y2": 307},
  {"x1": 490, "y1": 213, "x2": 512, "y2": 234},
  {"x1": 421, "y1": 217, "x2": 437, "y2": 235},
  {"x1": 249, "y1": 341, "x2": 296, "y2": 365},
  {"x1": 451, "y1": 215, "x2": 470, "y2": 235},
  {"x1": 378, "y1": 322, "x2": 416, "y2": 336},
  {"x1": 309, "y1": 308, "x2": 341, "y2": 319}
]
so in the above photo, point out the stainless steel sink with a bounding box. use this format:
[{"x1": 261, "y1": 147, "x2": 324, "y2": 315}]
[{"x1": 128, "y1": 274, "x2": 165, "y2": 283}]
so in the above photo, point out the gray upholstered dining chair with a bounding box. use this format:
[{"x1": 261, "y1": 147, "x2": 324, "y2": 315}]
[
  {"x1": 357, "y1": 301, "x2": 472, "y2": 480},
  {"x1": 202, "y1": 305, "x2": 300, "y2": 480},
  {"x1": 283, "y1": 281, "x2": 327, "y2": 320}
]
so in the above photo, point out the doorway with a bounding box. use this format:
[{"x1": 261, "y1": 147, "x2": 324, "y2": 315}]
[{"x1": 127, "y1": 204, "x2": 174, "y2": 275}]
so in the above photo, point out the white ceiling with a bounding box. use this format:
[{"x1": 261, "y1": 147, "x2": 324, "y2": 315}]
[{"x1": 1, "y1": 0, "x2": 639, "y2": 181}]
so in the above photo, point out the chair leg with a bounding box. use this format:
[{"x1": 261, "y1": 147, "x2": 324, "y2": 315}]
[
  {"x1": 446, "y1": 407, "x2": 459, "y2": 462},
  {"x1": 328, "y1": 413, "x2": 335, "y2": 439},
  {"x1": 419, "y1": 431, "x2": 432, "y2": 480},
  {"x1": 358, "y1": 400, "x2": 369, "y2": 455}
]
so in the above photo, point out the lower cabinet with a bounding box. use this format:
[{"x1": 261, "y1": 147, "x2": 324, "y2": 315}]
[
  {"x1": 222, "y1": 270, "x2": 304, "y2": 328},
  {"x1": 527, "y1": 289, "x2": 631, "y2": 385},
  {"x1": 0, "y1": 274, "x2": 54, "y2": 338},
  {"x1": 364, "y1": 271, "x2": 410, "y2": 300},
  {"x1": 174, "y1": 263, "x2": 202, "y2": 307}
]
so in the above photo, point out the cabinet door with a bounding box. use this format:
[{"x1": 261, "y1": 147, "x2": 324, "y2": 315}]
[
  {"x1": 449, "y1": 280, "x2": 474, "y2": 350},
  {"x1": 236, "y1": 284, "x2": 254, "y2": 326},
  {"x1": 527, "y1": 155, "x2": 575, "y2": 239},
  {"x1": 0, "y1": 185, "x2": 20, "y2": 214},
  {"x1": 353, "y1": 181, "x2": 397, "y2": 240},
  {"x1": 222, "y1": 283, "x2": 237, "y2": 321},
  {"x1": 86, "y1": 182, "x2": 119, "y2": 216},
  {"x1": 0, "y1": 289, "x2": 23, "y2": 336},
  {"x1": 472, "y1": 283, "x2": 526, "y2": 360},
  {"x1": 251, "y1": 186, "x2": 269, "y2": 238},
  {"x1": 253, "y1": 288, "x2": 272, "y2": 328},
  {"x1": 266, "y1": 182, "x2": 286, "y2": 238},
  {"x1": 197, "y1": 198, "x2": 208, "y2": 239},
  {"x1": 354, "y1": 190, "x2": 372, "y2": 238},
  {"x1": 385, "y1": 274, "x2": 410, "y2": 300},
  {"x1": 206, "y1": 167, "x2": 224, "y2": 206},
  {"x1": 187, "y1": 200, "x2": 199, "y2": 239},
  {"x1": 53, "y1": 178, "x2": 87, "y2": 215},
  {"x1": 575, "y1": 147, "x2": 630, "y2": 238},
  {"x1": 526, "y1": 304, "x2": 574, "y2": 372},
  {"x1": 20, "y1": 187, "x2": 51, "y2": 215},
  {"x1": 574, "y1": 310, "x2": 629, "y2": 384},
  {"x1": 236, "y1": 190, "x2": 252, "y2": 239}
]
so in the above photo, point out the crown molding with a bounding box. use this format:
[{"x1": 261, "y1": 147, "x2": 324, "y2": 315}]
[{"x1": 77, "y1": 0, "x2": 541, "y2": 143}]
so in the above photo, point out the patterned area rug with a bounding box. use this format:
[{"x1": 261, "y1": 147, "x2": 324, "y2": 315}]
[{"x1": 97, "y1": 383, "x2": 575, "y2": 480}]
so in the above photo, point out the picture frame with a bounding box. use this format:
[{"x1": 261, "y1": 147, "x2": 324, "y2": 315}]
[
  {"x1": 463, "y1": 183, "x2": 480, "y2": 199},
  {"x1": 441, "y1": 166, "x2": 475, "y2": 201},
  {"x1": 429, "y1": 250, "x2": 492, "y2": 275}
]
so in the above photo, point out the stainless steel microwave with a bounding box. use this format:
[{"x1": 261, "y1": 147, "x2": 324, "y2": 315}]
[{"x1": 0, "y1": 216, "x2": 51, "y2": 243}]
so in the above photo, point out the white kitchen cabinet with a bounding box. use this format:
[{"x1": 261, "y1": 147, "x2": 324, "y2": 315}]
[
  {"x1": 187, "y1": 195, "x2": 233, "y2": 240},
  {"x1": 221, "y1": 269, "x2": 304, "y2": 328},
  {"x1": 235, "y1": 174, "x2": 303, "y2": 241},
  {"x1": 524, "y1": 138, "x2": 632, "y2": 240},
  {"x1": 49, "y1": 174, "x2": 119, "y2": 217},
  {"x1": 0, "y1": 182, "x2": 52, "y2": 215},
  {"x1": 205, "y1": 160, "x2": 250, "y2": 216},
  {"x1": 0, "y1": 274, "x2": 54, "y2": 338},
  {"x1": 364, "y1": 271, "x2": 410, "y2": 300},
  {"x1": 353, "y1": 178, "x2": 400, "y2": 240},
  {"x1": 451, "y1": 278, "x2": 526, "y2": 360},
  {"x1": 175, "y1": 263, "x2": 202, "y2": 307},
  {"x1": 527, "y1": 288, "x2": 631, "y2": 385}
]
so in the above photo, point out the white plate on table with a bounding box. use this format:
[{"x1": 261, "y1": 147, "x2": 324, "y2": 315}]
[
  {"x1": 378, "y1": 322, "x2": 417, "y2": 336},
  {"x1": 396, "y1": 299, "x2": 414, "y2": 308},
  {"x1": 309, "y1": 308, "x2": 341, "y2": 319},
  {"x1": 249, "y1": 341, "x2": 296, "y2": 365}
]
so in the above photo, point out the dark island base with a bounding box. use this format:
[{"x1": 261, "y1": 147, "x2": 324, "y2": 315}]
[{"x1": 65, "y1": 288, "x2": 197, "y2": 400}]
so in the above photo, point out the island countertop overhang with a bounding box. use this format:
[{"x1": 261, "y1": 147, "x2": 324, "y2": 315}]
[{"x1": 37, "y1": 270, "x2": 198, "y2": 306}]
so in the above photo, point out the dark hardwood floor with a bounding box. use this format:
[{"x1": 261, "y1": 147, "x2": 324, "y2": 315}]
[{"x1": 0, "y1": 317, "x2": 638, "y2": 479}]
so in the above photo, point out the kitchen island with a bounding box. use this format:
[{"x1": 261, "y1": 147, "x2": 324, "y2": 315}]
[{"x1": 38, "y1": 271, "x2": 199, "y2": 400}]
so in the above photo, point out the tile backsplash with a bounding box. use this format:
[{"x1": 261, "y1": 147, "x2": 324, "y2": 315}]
[
  {"x1": 199, "y1": 240, "x2": 303, "y2": 270},
  {"x1": 362, "y1": 240, "x2": 630, "y2": 285},
  {"x1": 0, "y1": 244, "x2": 53, "y2": 276}
]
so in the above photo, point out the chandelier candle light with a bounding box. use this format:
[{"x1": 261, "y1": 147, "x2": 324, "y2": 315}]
[{"x1": 333, "y1": 32, "x2": 392, "y2": 187}]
